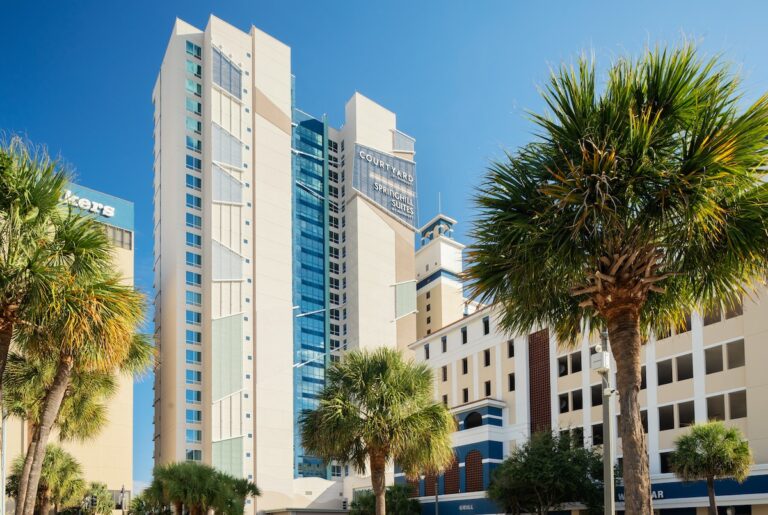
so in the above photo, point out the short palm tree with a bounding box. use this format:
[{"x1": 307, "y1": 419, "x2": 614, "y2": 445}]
[
  {"x1": 151, "y1": 462, "x2": 260, "y2": 515},
  {"x1": 670, "y1": 421, "x2": 752, "y2": 515},
  {"x1": 300, "y1": 347, "x2": 456, "y2": 515},
  {"x1": 6, "y1": 444, "x2": 86, "y2": 515},
  {"x1": 465, "y1": 45, "x2": 768, "y2": 513},
  {"x1": 83, "y1": 482, "x2": 115, "y2": 515}
]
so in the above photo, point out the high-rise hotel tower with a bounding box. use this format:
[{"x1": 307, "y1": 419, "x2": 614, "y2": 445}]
[{"x1": 152, "y1": 16, "x2": 418, "y2": 512}]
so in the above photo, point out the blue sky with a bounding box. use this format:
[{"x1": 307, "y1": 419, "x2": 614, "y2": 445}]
[{"x1": 3, "y1": 0, "x2": 768, "y2": 491}]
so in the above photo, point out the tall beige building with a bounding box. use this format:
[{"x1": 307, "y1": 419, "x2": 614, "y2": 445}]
[
  {"x1": 152, "y1": 16, "x2": 418, "y2": 513},
  {"x1": 3, "y1": 184, "x2": 136, "y2": 511}
]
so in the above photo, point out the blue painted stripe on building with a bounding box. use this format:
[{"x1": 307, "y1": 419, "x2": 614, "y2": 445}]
[
  {"x1": 485, "y1": 418, "x2": 503, "y2": 427},
  {"x1": 453, "y1": 440, "x2": 503, "y2": 461},
  {"x1": 418, "y1": 496, "x2": 501, "y2": 515},
  {"x1": 617, "y1": 473, "x2": 768, "y2": 502},
  {"x1": 416, "y1": 269, "x2": 461, "y2": 290}
]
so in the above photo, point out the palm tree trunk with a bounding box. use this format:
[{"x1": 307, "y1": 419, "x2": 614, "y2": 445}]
[
  {"x1": 40, "y1": 490, "x2": 51, "y2": 515},
  {"x1": 0, "y1": 325, "x2": 12, "y2": 477},
  {"x1": 370, "y1": 454, "x2": 387, "y2": 515},
  {"x1": 606, "y1": 305, "x2": 652, "y2": 515},
  {"x1": 706, "y1": 477, "x2": 718, "y2": 515},
  {"x1": 173, "y1": 501, "x2": 182, "y2": 515},
  {"x1": 15, "y1": 427, "x2": 39, "y2": 515},
  {"x1": 20, "y1": 356, "x2": 74, "y2": 515}
]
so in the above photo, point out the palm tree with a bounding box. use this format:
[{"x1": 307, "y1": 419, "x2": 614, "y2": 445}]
[
  {"x1": 14, "y1": 215, "x2": 148, "y2": 515},
  {"x1": 83, "y1": 482, "x2": 116, "y2": 515},
  {"x1": 151, "y1": 462, "x2": 260, "y2": 515},
  {"x1": 670, "y1": 421, "x2": 752, "y2": 515},
  {"x1": 465, "y1": 45, "x2": 768, "y2": 513},
  {"x1": 300, "y1": 347, "x2": 455, "y2": 515},
  {"x1": 6, "y1": 444, "x2": 86, "y2": 515}
]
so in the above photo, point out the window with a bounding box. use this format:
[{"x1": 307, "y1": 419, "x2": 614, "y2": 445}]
[
  {"x1": 186, "y1": 449, "x2": 202, "y2": 462},
  {"x1": 186, "y1": 155, "x2": 202, "y2": 171},
  {"x1": 186, "y1": 330, "x2": 202, "y2": 346},
  {"x1": 186, "y1": 117, "x2": 202, "y2": 134},
  {"x1": 186, "y1": 193, "x2": 202, "y2": 210},
  {"x1": 186, "y1": 291, "x2": 202, "y2": 306},
  {"x1": 483, "y1": 316, "x2": 490, "y2": 335},
  {"x1": 676, "y1": 353, "x2": 694, "y2": 381},
  {"x1": 678, "y1": 401, "x2": 695, "y2": 427},
  {"x1": 461, "y1": 326, "x2": 468, "y2": 344},
  {"x1": 725, "y1": 298, "x2": 743, "y2": 319},
  {"x1": 186, "y1": 370, "x2": 202, "y2": 384},
  {"x1": 424, "y1": 344, "x2": 430, "y2": 360},
  {"x1": 707, "y1": 395, "x2": 726, "y2": 421},
  {"x1": 508, "y1": 373, "x2": 515, "y2": 391},
  {"x1": 658, "y1": 405, "x2": 675, "y2": 431},
  {"x1": 442, "y1": 395, "x2": 448, "y2": 406},
  {"x1": 186, "y1": 388, "x2": 202, "y2": 404},
  {"x1": 186, "y1": 60, "x2": 202, "y2": 77},
  {"x1": 559, "y1": 393, "x2": 569, "y2": 414},
  {"x1": 186, "y1": 349, "x2": 202, "y2": 365},
  {"x1": 186, "y1": 79, "x2": 202, "y2": 97},
  {"x1": 185, "y1": 310, "x2": 201, "y2": 326},
  {"x1": 426, "y1": 304, "x2": 431, "y2": 312},
  {"x1": 591, "y1": 384, "x2": 602, "y2": 407},
  {"x1": 592, "y1": 424, "x2": 603, "y2": 445},
  {"x1": 186, "y1": 97, "x2": 202, "y2": 115},
  {"x1": 572, "y1": 389, "x2": 583, "y2": 411},
  {"x1": 462, "y1": 388, "x2": 469, "y2": 403},
  {"x1": 442, "y1": 366, "x2": 447, "y2": 382},
  {"x1": 640, "y1": 365, "x2": 647, "y2": 390},
  {"x1": 571, "y1": 352, "x2": 582, "y2": 373},
  {"x1": 727, "y1": 340, "x2": 745, "y2": 369},
  {"x1": 186, "y1": 271, "x2": 201, "y2": 286},
  {"x1": 426, "y1": 291, "x2": 431, "y2": 299},
  {"x1": 426, "y1": 317, "x2": 431, "y2": 324},
  {"x1": 186, "y1": 429, "x2": 202, "y2": 443},
  {"x1": 441, "y1": 336, "x2": 447, "y2": 353},
  {"x1": 705, "y1": 346, "x2": 724, "y2": 374},
  {"x1": 186, "y1": 41, "x2": 201, "y2": 59},
  {"x1": 507, "y1": 339, "x2": 514, "y2": 358},
  {"x1": 186, "y1": 213, "x2": 202, "y2": 229},
  {"x1": 186, "y1": 173, "x2": 202, "y2": 190},
  {"x1": 660, "y1": 452, "x2": 673, "y2": 473},
  {"x1": 462, "y1": 358, "x2": 468, "y2": 374},
  {"x1": 186, "y1": 136, "x2": 202, "y2": 154},
  {"x1": 657, "y1": 359, "x2": 673, "y2": 385},
  {"x1": 558, "y1": 356, "x2": 569, "y2": 377},
  {"x1": 641, "y1": 410, "x2": 649, "y2": 433},
  {"x1": 331, "y1": 465, "x2": 342, "y2": 478},
  {"x1": 212, "y1": 49, "x2": 242, "y2": 99},
  {"x1": 186, "y1": 252, "x2": 202, "y2": 268},
  {"x1": 484, "y1": 381, "x2": 491, "y2": 397},
  {"x1": 483, "y1": 349, "x2": 491, "y2": 367},
  {"x1": 186, "y1": 232, "x2": 202, "y2": 248},
  {"x1": 729, "y1": 390, "x2": 747, "y2": 419},
  {"x1": 704, "y1": 305, "x2": 722, "y2": 326},
  {"x1": 186, "y1": 409, "x2": 202, "y2": 424}
]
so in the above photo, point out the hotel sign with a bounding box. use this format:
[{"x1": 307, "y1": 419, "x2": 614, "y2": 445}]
[
  {"x1": 62, "y1": 190, "x2": 116, "y2": 218},
  {"x1": 353, "y1": 144, "x2": 417, "y2": 226},
  {"x1": 60, "y1": 183, "x2": 135, "y2": 232}
]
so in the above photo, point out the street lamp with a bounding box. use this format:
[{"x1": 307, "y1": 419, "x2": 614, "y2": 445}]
[{"x1": 591, "y1": 330, "x2": 616, "y2": 514}]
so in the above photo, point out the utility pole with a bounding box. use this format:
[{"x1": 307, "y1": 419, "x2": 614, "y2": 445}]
[{"x1": 591, "y1": 330, "x2": 616, "y2": 514}]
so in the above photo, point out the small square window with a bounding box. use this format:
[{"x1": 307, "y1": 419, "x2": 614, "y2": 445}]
[
  {"x1": 660, "y1": 452, "x2": 673, "y2": 473},
  {"x1": 462, "y1": 388, "x2": 469, "y2": 403},
  {"x1": 729, "y1": 390, "x2": 747, "y2": 419},
  {"x1": 727, "y1": 340, "x2": 745, "y2": 369},
  {"x1": 659, "y1": 405, "x2": 675, "y2": 431},
  {"x1": 570, "y1": 352, "x2": 582, "y2": 373},
  {"x1": 442, "y1": 395, "x2": 448, "y2": 406},
  {"x1": 657, "y1": 359, "x2": 673, "y2": 385},
  {"x1": 676, "y1": 354, "x2": 693, "y2": 381},
  {"x1": 484, "y1": 381, "x2": 491, "y2": 397},
  {"x1": 572, "y1": 389, "x2": 583, "y2": 411},
  {"x1": 591, "y1": 384, "x2": 602, "y2": 407},
  {"x1": 592, "y1": 424, "x2": 603, "y2": 445},
  {"x1": 559, "y1": 393, "x2": 569, "y2": 414},
  {"x1": 705, "y1": 346, "x2": 724, "y2": 374},
  {"x1": 707, "y1": 394, "x2": 726, "y2": 421},
  {"x1": 508, "y1": 373, "x2": 515, "y2": 392},
  {"x1": 678, "y1": 401, "x2": 695, "y2": 427},
  {"x1": 507, "y1": 340, "x2": 514, "y2": 358},
  {"x1": 558, "y1": 356, "x2": 569, "y2": 377}
]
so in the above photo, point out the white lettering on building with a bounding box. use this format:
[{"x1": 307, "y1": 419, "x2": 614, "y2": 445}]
[
  {"x1": 358, "y1": 150, "x2": 414, "y2": 184},
  {"x1": 61, "y1": 190, "x2": 116, "y2": 218}
]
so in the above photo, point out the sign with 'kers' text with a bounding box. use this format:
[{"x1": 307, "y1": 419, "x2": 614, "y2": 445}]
[{"x1": 352, "y1": 144, "x2": 417, "y2": 227}]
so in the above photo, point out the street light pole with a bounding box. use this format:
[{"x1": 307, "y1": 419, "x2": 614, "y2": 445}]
[{"x1": 592, "y1": 330, "x2": 616, "y2": 514}]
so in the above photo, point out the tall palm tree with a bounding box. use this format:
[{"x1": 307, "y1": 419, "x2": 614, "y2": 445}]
[
  {"x1": 6, "y1": 444, "x2": 86, "y2": 515},
  {"x1": 465, "y1": 45, "x2": 768, "y2": 513},
  {"x1": 14, "y1": 215, "x2": 148, "y2": 515},
  {"x1": 301, "y1": 347, "x2": 455, "y2": 515},
  {"x1": 670, "y1": 421, "x2": 752, "y2": 515}
]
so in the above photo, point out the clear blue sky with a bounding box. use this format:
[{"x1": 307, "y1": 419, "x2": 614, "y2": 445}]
[{"x1": 3, "y1": 0, "x2": 768, "y2": 491}]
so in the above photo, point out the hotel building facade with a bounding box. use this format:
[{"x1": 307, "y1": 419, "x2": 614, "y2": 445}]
[
  {"x1": 406, "y1": 218, "x2": 768, "y2": 515},
  {"x1": 152, "y1": 15, "x2": 418, "y2": 513},
  {"x1": 3, "y1": 184, "x2": 136, "y2": 511}
]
